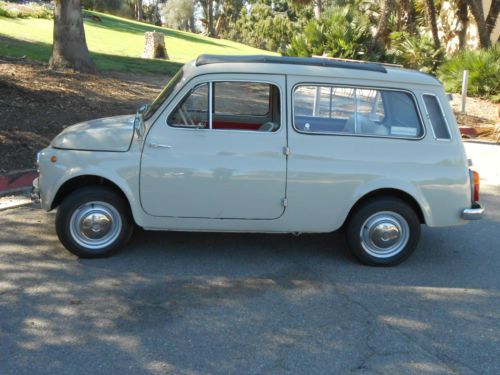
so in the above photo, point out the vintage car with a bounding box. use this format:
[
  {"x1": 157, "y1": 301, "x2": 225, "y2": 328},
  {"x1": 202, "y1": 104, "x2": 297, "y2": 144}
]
[{"x1": 32, "y1": 55, "x2": 484, "y2": 266}]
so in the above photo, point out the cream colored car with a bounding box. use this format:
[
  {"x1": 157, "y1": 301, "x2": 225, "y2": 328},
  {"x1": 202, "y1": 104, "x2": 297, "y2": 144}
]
[{"x1": 32, "y1": 55, "x2": 484, "y2": 265}]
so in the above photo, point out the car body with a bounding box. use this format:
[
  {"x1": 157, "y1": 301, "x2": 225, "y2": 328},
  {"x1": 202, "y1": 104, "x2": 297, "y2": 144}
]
[{"x1": 33, "y1": 55, "x2": 484, "y2": 265}]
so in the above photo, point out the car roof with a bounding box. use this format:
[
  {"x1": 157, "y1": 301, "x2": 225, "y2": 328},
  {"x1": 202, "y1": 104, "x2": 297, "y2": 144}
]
[{"x1": 183, "y1": 54, "x2": 441, "y2": 87}]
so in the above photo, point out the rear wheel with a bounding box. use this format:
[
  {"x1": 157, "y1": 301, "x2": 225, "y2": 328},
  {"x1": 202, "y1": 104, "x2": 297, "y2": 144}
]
[
  {"x1": 55, "y1": 186, "x2": 133, "y2": 258},
  {"x1": 345, "y1": 197, "x2": 421, "y2": 266}
]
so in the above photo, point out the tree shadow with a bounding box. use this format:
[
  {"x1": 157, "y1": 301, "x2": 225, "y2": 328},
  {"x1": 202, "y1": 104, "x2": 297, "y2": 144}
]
[
  {"x1": 0, "y1": 36, "x2": 183, "y2": 75},
  {"x1": 0, "y1": 191, "x2": 499, "y2": 373},
  {"x1": 83, "y1": 10, "x2": 236, "y2": 50}
]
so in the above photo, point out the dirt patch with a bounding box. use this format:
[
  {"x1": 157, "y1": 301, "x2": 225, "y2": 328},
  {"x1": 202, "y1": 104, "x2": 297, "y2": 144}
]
[
  {"x1": 0, "y1": 57, "x2": 168, "y2": 171},
  {"x1": 450, "y1": 94, "x2": 499, "y2": 142}
]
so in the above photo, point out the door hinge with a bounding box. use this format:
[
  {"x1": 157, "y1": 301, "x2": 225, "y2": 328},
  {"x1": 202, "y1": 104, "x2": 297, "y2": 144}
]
[
  {"x1": 283, "y1": 146, "x2": 290, "y2": 156},
  {"x1": 282, "y1": 198, "x2": 288, "y2": 208}
]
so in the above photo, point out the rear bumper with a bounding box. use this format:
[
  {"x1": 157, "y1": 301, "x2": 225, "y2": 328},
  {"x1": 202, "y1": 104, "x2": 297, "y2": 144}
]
[{"x1": 462, "y1": 203, "x2": 484, "y2": 220}]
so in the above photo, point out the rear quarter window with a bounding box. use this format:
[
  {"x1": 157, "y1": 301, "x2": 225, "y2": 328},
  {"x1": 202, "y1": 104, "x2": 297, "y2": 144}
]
[
  {"x1": 293, "y1": 85, "x2": 423, "y2": 138},
  {"x1": 423, "y1": 94, "x2": 451, "y2": 140}
]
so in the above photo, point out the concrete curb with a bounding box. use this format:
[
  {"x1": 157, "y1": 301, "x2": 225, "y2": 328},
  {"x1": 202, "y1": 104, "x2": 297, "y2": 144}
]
[{"x1": 0, "y1": 193, "x2": 35, "y2": 211}]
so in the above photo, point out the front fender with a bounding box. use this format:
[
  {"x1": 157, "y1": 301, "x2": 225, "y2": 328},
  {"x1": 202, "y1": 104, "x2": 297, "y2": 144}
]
[{"x1": 38, "y1": 148, "x2": 141, "y2": 221}]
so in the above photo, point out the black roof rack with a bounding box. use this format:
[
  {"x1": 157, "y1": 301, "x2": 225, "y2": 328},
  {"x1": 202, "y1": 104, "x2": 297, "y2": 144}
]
[{"x1": 195, "y1": 54, "x2": 387, "y2": 73}]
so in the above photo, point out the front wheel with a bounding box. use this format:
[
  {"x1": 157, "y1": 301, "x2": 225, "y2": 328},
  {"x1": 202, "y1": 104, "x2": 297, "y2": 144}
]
[
  {"x1": 345, "y1": 198, "x2": 421, "y2": 266},
  {"x1": 55, "y1": 186, "x2": 133, "y2": 258}
]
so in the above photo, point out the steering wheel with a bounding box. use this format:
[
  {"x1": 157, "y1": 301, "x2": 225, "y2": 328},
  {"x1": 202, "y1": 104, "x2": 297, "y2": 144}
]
[{"x1": 179, "y1": 107, "x2": 196, "y2": 127}]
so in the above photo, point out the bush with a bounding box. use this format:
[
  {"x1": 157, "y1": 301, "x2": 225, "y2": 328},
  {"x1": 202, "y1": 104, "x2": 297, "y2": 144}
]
[
  {"x1": 439, "y1": 45, "x2": 500, "y2": 101},
  {"x1": 0, "y1": 1, "x2": 52, "y2": 19},
  {"x1": 286, "y1": 5, "x2": 380, "y2": 60},
  {"x1": 388, "y1": 32, "x2": 444, "y2": 73},
  {"x1": 227, "y1": 4, "x2": 297, "y2": 54}
]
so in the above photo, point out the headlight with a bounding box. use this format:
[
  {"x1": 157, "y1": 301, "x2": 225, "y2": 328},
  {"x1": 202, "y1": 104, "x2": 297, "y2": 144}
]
[{"x1": 36, "y1": 152, "x2": 41, "y2": 171}]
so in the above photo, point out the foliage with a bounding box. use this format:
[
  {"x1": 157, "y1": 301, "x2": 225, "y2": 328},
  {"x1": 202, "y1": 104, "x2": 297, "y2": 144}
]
[
  {"x1": 438, "y1": 45, "x2": 500, "y2": 101},
  {"x1": 388, "y1": 31, "x2": 444, "y2": 73},
  {"x1": 286, "y1": 5, "x2": 378, "y2": 60},
  {"x1": 0, "y1": 1, "x2": 52, "y2": 19},
  {"x1": 161, "y1": 0, "x2": 195, "y2": 31},
  {"x1": 0, "y1": 10, "x2": 273, "y2": 74},
  {"x1": 225, "y1": 2, "x2": 299, "y2": 54}
]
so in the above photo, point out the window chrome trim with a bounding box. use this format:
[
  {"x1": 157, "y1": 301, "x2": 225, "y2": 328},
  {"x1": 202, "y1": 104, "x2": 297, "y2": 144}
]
[
  {"x1": 165, "y1": 77, "x2": 283, "y2": 134},
  {"x1": 209, "y1": 82, "x2": 213, "y2": 129},
  {"x1": 421, "y1": 92, "x2": 452, "y2": 142},
  {"x1": 291, "y1": 83, "x2": 426, "y2": 140}
]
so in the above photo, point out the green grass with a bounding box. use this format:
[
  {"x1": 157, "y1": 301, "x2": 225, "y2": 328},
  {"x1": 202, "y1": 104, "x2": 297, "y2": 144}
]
[{"x1": 0, "y1": 10, "x2": 275, "y2": 74}]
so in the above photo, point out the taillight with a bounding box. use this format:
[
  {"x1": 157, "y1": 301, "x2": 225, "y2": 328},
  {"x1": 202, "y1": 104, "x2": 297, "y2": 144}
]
[{"x1": 472, "y1": 170, "x2": 480, "y2": 202}]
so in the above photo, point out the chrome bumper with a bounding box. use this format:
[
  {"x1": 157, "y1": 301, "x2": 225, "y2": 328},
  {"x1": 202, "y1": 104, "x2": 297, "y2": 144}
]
[
  {"x1": 31, "y1": 177, "x2": 40, "y2": 204},
  {"x1": 462, "y1": 203, "x2": 484, "y2": 220}
]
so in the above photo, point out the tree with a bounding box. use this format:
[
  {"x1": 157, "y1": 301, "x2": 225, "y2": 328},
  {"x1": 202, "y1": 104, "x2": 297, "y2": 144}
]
[
  {"x1": 199, "y1": 0, "x2": 215, "y2": 36},
  {"x1": 456, "y1": 0, "x2": 469, "y2": 49},
  {"x1": 372, "y1": 0, "x2": 394, "y2": 48},
  {"x1": 422, "y1": 0, "x2": 441, "y2": 50},
  {"x1": 49, "y1": 0, "x2": 96, "y2": 73},
  {"x1": 467, "y1": 0, "x2": 499, "y2": 48},
  {"x1": 161, "y1": 0, "x2": 195, "y2": 31}
]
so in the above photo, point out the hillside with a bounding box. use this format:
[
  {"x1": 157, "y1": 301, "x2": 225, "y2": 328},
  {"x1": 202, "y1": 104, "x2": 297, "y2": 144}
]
[{"x1": 0, "y1": 10, "x2": 274, "y2": 74}]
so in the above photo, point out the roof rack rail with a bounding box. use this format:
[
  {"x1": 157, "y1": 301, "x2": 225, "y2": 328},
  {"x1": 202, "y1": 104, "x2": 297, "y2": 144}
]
[
  {"x1": 312, "y1": 55, "x2": 403, "y2": 68},
  {"x1": 195, "y1": 54, "x2": 387, "y2": 73}
]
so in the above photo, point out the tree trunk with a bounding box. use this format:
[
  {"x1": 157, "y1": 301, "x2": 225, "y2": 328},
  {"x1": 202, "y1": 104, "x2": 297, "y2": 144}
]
[
  {"x1": 208, "y1": 0, "x2": 215, "y2": 37},
  {"x1": 485, "y1": 0, "x2": 500, "y2": 35},
  {"x1": 135, "y1": 0, "x2": 144, "y2": 21},
  {"x1": 400, "y1": 0, "x2": 418, "y2": 35},
  {"x1": 457, "y1": 0, "x2": 468, "y2": 49},
  {"x1": 313, "y1": 0, "x2": 321, "y2": 20},
  {"x1": 49, "y1": 0, "x2": 95, "y2": 73},
  {"x1": 372, "y1": 0, "x2": 394, "y2": 48},
  {"x1": 423, "y1": 0, "x2": 441, "y2": 50},
  {"x1": 467, "y1": 0, "x2": 490, "y2": 48}
]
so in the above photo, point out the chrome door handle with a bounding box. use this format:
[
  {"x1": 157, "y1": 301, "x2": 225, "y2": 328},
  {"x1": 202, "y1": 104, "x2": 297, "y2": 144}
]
[{"x1": 148, "y1": 142, "x2": 172, "y2": 149}]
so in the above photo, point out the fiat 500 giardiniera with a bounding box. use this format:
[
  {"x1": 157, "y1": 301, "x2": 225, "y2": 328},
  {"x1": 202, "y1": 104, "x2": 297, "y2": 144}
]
[{"x1": 32, "y1": 55, "x2": 484, "y2": 266}]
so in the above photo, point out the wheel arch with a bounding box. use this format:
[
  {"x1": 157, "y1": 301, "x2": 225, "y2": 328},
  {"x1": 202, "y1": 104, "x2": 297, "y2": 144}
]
[
  {"x1": 51, "y1": 175, "x2": 132, "y2": 215},
  {"x1": 343, "y1": 188, "x2": 427, "y2": 227}
]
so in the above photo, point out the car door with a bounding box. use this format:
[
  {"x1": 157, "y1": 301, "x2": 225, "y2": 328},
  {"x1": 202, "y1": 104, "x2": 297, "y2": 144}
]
[{"x1": 140, "y1": 74, "x2": 287, "y2": 219}]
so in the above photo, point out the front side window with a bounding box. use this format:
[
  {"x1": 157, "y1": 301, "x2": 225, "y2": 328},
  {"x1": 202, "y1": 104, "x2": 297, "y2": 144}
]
[
  {"x1": 423, "y1": 94, "x2": 451, "y2": 140},
  {"x1": 294, "y1": 85, "x2": 423, "y2": 138},
  {"x1": 167, "y1": 81, "x2": 280, "y2": 132},
  {"x1": 167, "y1": 83, "x2": 209, "y2": 128},
  {"x1": 214, "y1": 82, "x2": 271, "y2": 116}
]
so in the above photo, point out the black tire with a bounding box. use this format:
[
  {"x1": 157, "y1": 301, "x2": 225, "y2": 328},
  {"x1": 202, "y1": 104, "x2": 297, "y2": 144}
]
[
  {"x1": 55, "y1": 186, "x2": 133, "y2": 258},
  {"x1": 345, "y1": 197, "x2": 421, "y2": 266}
]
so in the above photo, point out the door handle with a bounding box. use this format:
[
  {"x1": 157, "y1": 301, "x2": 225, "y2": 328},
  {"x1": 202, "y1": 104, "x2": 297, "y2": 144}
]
[{"x1": 148, "y1": 142, "x2": 172, "y2": 149}]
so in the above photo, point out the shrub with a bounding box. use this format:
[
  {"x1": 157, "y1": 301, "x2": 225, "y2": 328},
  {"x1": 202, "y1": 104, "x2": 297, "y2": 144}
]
[
  {"x1": 0, "y1": 1, "x2": 52, "y2": 19},
  {"x1": 286, "y1": 5, "x2": 380, "y2": 61},
  {"x1": 388, "y1": 32, "x2": 444, "y2": 73},
  {"x1": 438, "y1": 45, "x2": 500, "y2": 101}
]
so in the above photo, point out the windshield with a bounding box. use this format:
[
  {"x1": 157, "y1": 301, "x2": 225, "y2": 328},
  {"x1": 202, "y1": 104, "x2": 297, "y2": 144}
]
[{"x1": 143, "y1": 68, "x2": 184, "y2": 120}]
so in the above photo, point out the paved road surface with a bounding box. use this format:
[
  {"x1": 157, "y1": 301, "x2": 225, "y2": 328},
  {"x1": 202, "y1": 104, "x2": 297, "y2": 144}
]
[{"x1": 0, "y1": 143, "x2": 498, "y2": 375}]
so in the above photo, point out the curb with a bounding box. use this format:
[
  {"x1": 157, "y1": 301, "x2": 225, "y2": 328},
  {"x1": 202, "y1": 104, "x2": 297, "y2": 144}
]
[
  {"x1": 0, "y1": 169, "x2": 38, "y2": 196},
  {"x1": 0, "y1": 198, "x2": 35, "y2": 212}
]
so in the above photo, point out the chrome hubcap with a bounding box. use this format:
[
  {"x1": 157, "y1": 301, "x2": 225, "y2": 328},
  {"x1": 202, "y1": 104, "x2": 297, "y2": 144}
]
[
  {"x1": 69, "y1": 202, "x2": 122, "y2": 250},
  {"x1": 360, "y1": 211, "x2": 409, "y2": 258}
]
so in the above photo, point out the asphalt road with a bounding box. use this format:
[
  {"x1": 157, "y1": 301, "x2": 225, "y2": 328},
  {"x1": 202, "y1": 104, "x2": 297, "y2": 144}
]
[{"x1": 0, "y1": 143, "x2": 499, "y2": 375}]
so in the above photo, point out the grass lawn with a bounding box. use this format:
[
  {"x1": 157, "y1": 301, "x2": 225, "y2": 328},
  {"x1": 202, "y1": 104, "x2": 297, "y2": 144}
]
[{"x1": 0, "y1": 10, "x2": 275, "y2": 74}]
